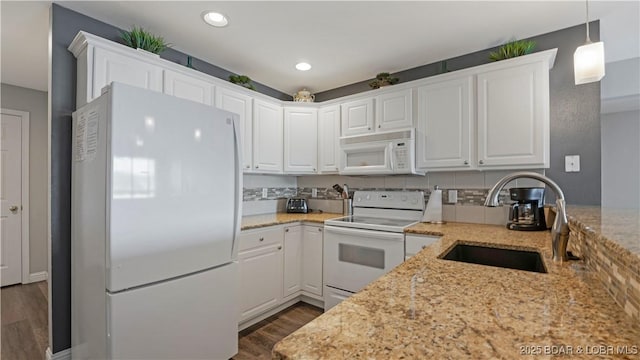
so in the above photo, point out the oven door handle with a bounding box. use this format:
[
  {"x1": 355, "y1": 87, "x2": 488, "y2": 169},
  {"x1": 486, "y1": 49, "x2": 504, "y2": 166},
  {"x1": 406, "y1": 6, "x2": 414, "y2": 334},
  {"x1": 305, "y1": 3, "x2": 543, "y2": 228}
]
[{"x1": 324, "y1": 226, "x2": 405, "y2": 241}]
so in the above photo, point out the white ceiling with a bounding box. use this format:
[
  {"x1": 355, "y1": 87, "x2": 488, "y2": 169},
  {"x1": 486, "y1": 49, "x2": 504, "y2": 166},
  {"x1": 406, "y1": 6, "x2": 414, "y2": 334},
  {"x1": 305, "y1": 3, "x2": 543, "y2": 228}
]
[{"x1": 1, "y1": 1, "x2": 639, "y2": 94}]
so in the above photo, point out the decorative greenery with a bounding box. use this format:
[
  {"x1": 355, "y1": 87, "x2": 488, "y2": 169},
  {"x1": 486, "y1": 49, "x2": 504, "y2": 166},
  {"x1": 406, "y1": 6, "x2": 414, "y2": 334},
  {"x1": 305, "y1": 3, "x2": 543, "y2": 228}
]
[
  {"x1": 120, "y1": 26, "x2": 171, "y2": 54},
  {"x1": 369, "y1": 72, "x2": 399, "y2": 89},
  {"x1": 489, "y1": 39, "x2": 536, "y2": 61},
  {"x1": 229, "y1": 75, "x2": 256, "y2": 90}
]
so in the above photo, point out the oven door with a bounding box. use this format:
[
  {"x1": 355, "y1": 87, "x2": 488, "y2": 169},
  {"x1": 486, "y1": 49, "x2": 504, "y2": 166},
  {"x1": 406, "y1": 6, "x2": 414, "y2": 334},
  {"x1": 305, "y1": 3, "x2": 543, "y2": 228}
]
[
  {"x1": 323, "y1": 225, "x2": 404, "y2": 295},
  {"x1": 339, "y1": 142, "x2": 393, "y2": 175}
]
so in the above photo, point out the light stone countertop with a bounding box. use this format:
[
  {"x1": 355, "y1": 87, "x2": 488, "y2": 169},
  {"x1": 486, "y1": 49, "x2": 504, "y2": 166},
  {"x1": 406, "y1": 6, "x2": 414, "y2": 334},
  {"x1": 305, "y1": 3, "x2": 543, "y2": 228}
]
[
  {"x1": 273, "y1": 222, "x2": 640, "y2": 359},
  {"x1": 566, "y1": 205, "x2": 640, "y2": 256},
  {"x1": 241, "y1": 212, "x2": 343, "y2": 230}
]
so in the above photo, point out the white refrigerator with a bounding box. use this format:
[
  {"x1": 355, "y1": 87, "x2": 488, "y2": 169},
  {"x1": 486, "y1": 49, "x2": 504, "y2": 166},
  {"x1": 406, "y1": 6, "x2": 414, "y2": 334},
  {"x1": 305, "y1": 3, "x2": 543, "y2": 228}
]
[{"x1": 71, "y1": 82, "x2": 241, "y2": 359}]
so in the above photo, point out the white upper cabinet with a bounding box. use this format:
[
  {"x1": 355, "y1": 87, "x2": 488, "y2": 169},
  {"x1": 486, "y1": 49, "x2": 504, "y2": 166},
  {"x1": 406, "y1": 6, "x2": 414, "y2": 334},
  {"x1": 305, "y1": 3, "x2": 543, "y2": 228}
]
[
  {"x1": 216, "y1": 88, "x2": 253, "y2": 172},
  {"x1": 284, "y1": 107, "x2": 318, "y2": 174},
  {"x1": 318, "y1": 105, "x2": 341, "y2": 173},
  {"x1": 341, "y1": 98, "x2": 374, "y2": 136},
  {"x1": 416, "y1": 76, "x2": 474, "y2": 170},
  {"x1": 163, "y1": 69, "x2": 215, "y2": 105},
  {"x1": 476, "y1": 61, "x2": 550, "y2": 168},
  {"x1": 253, "y1": 99, "x2": 284, "y2": 173},
  {"x1": 375, "y1": 89, "x2": 413, "y2": 131}
]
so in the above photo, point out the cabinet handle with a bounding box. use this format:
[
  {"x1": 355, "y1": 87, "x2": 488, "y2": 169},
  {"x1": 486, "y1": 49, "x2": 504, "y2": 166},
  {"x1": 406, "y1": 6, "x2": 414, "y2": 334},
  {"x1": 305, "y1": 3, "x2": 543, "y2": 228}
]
[
  {"x1": 259, "y1": 237, "x2": 264, "y2": 241},
  {"x1": 421, "y1": 245, "x2": 427, "y2": 249},
  {"x1": 479, "y1": 160, "x2": 484, "y2": 165},
  {"x1": 318, "y1": 228, "x2": 322, "y2": 232},
  {"x1": 378, "y1": 125, "x2": 381, "y2": 128},
  {"x1": 277, "y1": 246, "x2": 282, "y2": 250},
  {"x1": 463, "y1": 160, "x2": 468, "y2": 165},
  {"x1": 313, "y1": 168, "x2": 316, "y2": 172},
  {"x1": 368, "y1": 127, "x2": 371, "y2": 130},
  {"x1": 255, "y1": 165, "x2": 259, "y2": 169},
  {"x1": 285, "y1": 229, "x2": 289, "y2": 232}
]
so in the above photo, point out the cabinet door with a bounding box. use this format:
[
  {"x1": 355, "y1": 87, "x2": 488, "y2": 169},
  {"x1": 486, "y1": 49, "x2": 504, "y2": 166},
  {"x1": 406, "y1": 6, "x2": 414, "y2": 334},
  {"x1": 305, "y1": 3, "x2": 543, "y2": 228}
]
[
  {"x1": 341, "y1": 98, "x2": 374, "y2": 136},
  {"x1": 302, "y1": 225, "x2": 323, "y2": 297},
  {"x1": 92, "y1": 47, "x2": 162, "y2": 100},
  {"x1": 163, "y1": 69, "x2": 215, "y2": 105},
  {"x1": 477, "y1": 62, "x2": 549, "y2": 168},
  {"x1": 283, "y1": 226, "x2": 302, "y2": 298},
  {"x1": 216, "y1": 88, "x2": 253, "y2": 171},
  {"x1": 405, "y1": 234, "x2": 440, "y2": 259},
  {"x1": 375, "y1": 89, "x2": 413, "y2": 131},
  {"x1": 253, "y1": 99, "x2": 284, "y2": 173},
  {"x1": 238, "y1": 242, "x2": 283, "y2": 322},
  {"x1": 284, "y1": 108, "x2": 318, "y2": 174},
  {"x1": 318, "y1": 105, "x2": 340, "y2": 173},
  {"x1": 416, "y1": 76, "x2": 474, "y2": 170}
]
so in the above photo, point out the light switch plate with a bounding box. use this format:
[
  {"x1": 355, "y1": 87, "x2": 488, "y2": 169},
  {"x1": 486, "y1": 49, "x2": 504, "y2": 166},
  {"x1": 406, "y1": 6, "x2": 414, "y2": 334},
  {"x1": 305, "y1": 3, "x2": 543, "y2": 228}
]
[
  {"x1": 262, "y1": 188, "x2": 268, "y2": 198},
  {"x1": 564, "y1": 155, "x2": 581, "y2": 172},
  {"x1": 312, "y1": 188, "x2": 318, "y2": 198},
  {"x1": 447, "y1": 190, "x2": 458, "y2": 204}
]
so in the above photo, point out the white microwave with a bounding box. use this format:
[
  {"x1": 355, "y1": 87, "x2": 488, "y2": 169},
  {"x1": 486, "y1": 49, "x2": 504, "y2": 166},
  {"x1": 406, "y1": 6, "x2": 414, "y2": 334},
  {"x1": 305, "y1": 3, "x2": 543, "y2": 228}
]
[{"x1": 339, "y1": 129, "x2": 424, "y2": 175}]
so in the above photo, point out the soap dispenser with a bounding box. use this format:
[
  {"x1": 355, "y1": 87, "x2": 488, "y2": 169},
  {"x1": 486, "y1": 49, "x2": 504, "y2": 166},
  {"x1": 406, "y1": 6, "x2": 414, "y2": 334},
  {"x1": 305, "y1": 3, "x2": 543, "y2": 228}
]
[{"x1": 421, "y1": 186, "x2": 444, "y2": 224}]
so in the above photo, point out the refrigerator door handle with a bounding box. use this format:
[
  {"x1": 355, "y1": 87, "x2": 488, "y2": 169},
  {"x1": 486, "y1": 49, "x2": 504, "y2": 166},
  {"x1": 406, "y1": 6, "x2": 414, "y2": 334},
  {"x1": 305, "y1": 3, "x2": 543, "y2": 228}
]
[{"x1": 231, "y1": 115, "x2": 243, "y2": 260}]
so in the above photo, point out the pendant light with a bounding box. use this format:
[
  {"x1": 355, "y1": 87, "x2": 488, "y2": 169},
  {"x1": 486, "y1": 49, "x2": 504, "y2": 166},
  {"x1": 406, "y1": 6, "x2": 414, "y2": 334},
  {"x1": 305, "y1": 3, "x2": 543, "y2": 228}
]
[{"x1": 574, "y1": 0, "x2": 605, "y2": 85}]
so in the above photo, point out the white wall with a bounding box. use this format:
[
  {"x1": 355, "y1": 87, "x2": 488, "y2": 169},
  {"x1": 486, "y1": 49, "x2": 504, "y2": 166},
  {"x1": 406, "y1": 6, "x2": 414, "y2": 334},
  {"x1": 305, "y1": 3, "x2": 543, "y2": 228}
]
[
  {"x1": 1, "y1": 83, "x2": 48, "y2": 274},
  {"x1": 601, "y1": 110, "x2": 640, "y2": 209}
]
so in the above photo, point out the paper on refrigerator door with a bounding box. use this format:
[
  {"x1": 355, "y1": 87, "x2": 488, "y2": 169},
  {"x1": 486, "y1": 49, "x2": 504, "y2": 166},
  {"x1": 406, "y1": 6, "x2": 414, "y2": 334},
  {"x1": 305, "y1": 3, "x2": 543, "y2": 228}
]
[{"x1": 74, "y1": 110, "x2": 99, "y2": 162}]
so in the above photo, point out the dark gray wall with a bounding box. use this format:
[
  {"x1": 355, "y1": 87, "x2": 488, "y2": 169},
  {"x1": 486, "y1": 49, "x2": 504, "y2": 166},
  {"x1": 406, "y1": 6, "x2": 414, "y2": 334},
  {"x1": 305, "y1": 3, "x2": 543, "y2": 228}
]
[
  {"x1": 317, "y1": 23, "x2": 601, "y2": 206},
  {"x1": 49, "y1": 3, "x2": 290, "y2": 353}
]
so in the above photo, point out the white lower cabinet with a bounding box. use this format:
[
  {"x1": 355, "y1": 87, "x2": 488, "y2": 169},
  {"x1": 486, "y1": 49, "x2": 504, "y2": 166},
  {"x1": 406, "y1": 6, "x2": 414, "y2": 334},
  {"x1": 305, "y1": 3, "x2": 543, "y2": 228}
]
[
  {"x1": 405, "y1": 234, "x2": 440, "y2": 260},
  {"x1": 237, "y1": 227, "x2": 284, "y2": 322},
  {"x1": 301, "y1": 225, "x2": 323, "y2": 297},
  {"x1": 238, "y1": 223, "x2": 324, "y2": 325},
  {"x1": 283, "y1": 226, "x2": 303, "y2": 298}
]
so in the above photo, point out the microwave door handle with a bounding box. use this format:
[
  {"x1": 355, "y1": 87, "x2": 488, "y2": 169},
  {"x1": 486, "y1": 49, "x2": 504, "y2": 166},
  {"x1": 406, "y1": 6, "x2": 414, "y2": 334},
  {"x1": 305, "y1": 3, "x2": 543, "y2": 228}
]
[{"x1": 388, "y1": 143, "x2": 394, "y2": 171}]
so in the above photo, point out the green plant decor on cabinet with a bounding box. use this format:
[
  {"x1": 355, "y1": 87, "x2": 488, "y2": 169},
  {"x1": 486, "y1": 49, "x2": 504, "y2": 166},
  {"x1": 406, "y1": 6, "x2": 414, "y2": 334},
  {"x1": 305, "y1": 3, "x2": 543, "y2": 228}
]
[
  {"x1": 489, "y1": 40, "x2": 536, "y2": 61},
  {"x1": 229, "y1": 75, "x2": 256, "y2": 91},
  {"x1": 369, "y1": 72, "x2": 399, "y2": 89},
  {"x1": 120, "y1": 26, "x2": 171, "y2": 54}
]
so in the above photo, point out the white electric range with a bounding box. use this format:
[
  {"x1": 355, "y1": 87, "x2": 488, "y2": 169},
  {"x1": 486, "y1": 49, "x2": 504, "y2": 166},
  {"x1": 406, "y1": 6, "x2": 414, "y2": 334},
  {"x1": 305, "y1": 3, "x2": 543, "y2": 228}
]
[{"x1": 323, "y1": 190, "x2": 425, "y2": 311}]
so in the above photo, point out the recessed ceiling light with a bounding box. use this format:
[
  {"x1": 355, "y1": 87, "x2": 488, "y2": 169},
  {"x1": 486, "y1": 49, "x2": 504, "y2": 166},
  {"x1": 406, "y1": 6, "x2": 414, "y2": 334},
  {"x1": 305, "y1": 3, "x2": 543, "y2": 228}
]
[
  {"x1": 295, "y1": 62, "x2": 312, "y2": 71},
  {"x1": 202, "y1": 11, "x2": 229, "y2": 27}
]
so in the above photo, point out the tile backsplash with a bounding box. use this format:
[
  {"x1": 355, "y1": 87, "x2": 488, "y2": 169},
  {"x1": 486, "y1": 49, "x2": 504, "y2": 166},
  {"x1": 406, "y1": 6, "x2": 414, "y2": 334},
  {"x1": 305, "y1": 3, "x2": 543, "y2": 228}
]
[{"x1": 242, "y1": 171, "x2": 545, "y2": 223}]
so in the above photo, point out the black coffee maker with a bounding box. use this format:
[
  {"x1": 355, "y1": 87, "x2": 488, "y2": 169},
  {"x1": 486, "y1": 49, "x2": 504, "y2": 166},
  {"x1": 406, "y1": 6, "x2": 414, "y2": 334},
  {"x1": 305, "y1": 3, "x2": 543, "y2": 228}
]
[{"x1": 507, "y1": 187, "x2": 547, "y2": 231}]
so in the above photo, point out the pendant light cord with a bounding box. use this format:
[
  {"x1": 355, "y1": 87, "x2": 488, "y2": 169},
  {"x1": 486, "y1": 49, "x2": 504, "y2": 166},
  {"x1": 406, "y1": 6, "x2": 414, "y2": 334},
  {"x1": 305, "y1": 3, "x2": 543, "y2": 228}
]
[{"x1": 585, "y1": 0, "x2": 591, "y2": 43}]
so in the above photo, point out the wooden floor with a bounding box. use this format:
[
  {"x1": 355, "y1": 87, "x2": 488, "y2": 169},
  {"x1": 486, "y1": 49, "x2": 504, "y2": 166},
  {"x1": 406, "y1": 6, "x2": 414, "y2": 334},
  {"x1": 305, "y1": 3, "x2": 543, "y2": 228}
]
[
  {"x1": 233, "y1": 302, "x2": 323, "y2": 359},
  {"x1": 1, "y1": 281, "x2": 48, "y2": 360},
  {"x1": 0, "y1": 283, "x2": 320, "y2": 360}
]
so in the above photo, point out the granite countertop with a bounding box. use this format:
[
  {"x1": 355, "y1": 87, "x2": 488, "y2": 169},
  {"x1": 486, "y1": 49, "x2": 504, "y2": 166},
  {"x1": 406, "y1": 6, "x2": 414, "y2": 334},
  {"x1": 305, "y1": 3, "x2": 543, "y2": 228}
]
[
  {"x1": 273, "y1": 222, "x2": 640, "y2": 359},
  {"x1": 241, "y1": 212, "x2": 343, "y2": 230},
  {"x1": 565, "y1": 205, "x2": 640, "y2": 256}
]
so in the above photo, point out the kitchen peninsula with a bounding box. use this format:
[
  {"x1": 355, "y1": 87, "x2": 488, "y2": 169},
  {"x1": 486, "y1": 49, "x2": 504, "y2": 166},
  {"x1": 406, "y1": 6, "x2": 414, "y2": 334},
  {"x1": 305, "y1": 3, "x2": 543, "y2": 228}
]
[{"x1": 273, "y1": 218, "x2": 640, "y2": 359}]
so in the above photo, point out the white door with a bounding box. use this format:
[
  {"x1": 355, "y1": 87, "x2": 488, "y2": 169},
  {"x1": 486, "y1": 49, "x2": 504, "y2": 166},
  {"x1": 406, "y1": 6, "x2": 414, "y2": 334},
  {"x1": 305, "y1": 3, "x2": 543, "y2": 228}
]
[
  {"x1": 341, "y1": 98, "x2": 374, "y2": 136},
  {"x1": 216, "y1": 88, "x2": 253, "y2": 172},
  {"x1": 238, "y1": 242, "x2": 283, "y2": 321},
  {"x1": 0, "y1": 110, "x2": 25, "y2": 286},
  {"x1": 318, "y1": 105, "x2": 340, "y2": 173},
  {"x1": 284, "y1": 107, "x2": 318, "y2": 173},
  {"x1": 375, "y1": 89, "x2": 413, "y2": 131},
  {"x1": 92, "y1": 47, "x2": 163, "y2": 100},
  {"x1": 163, "y1": 69, "x2": 215, "y2": 105},
  {"x1": 283, "y1": 226, "x2": 302, "y2": 298},
  {"x1": 477, "y1": 62, "x2": 549, "y2": 168},
  {"x1": 302, "y1": 225, "x2": 323, "y2": 297},
  {"x1": 416, "y1": 76, "x2": 474, "y2": 170},
  {"x1": 253, "y1": 99, "x2": 283, "y2": 173}
]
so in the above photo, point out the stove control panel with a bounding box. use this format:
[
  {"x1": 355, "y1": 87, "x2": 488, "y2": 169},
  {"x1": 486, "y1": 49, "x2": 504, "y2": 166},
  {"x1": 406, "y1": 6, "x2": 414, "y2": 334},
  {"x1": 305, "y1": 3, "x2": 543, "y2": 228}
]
[{"x1": 353, "y1": 191, "x2": 425, "y2": 210}]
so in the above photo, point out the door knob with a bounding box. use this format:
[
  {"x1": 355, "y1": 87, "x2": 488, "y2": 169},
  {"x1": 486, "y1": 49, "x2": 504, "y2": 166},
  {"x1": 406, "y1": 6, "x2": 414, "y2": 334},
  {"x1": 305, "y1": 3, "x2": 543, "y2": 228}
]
[{"x1": 9, "y1": 205, "x2": 18, "y2": 213}]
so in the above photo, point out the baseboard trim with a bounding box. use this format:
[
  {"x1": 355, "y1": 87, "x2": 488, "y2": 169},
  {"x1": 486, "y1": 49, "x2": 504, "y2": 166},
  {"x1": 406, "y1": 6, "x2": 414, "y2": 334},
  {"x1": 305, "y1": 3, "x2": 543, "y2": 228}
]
[
  {"x1": 28, "y1": 271, "x2": 49, "y2": 283},
  {"x1": 46, "y1": 347, "x2": 71, "y2": 360}
]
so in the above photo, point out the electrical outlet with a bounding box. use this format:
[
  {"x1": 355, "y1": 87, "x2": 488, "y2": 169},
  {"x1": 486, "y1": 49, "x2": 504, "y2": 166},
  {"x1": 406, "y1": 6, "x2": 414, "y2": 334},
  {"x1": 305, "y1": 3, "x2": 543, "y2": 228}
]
[
  {"x1": 564, "y1": 155, "x2": 581, "y2": 172},
  {"x1": 312, "y1": 188, "x2": 318, "y2": 198},
  {"x1": 447, "y1": 190, "x2": 458, "y2": 204},
  {"x1": 262, "y1": 188, "x2": 268, "y2": 198}
]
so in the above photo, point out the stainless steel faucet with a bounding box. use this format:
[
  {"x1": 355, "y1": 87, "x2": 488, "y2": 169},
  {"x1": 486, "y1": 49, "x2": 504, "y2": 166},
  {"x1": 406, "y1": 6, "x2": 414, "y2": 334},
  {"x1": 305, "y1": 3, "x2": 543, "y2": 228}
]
[{"x1": 484, "y1": 172, "x2": 570, "y2": 262}]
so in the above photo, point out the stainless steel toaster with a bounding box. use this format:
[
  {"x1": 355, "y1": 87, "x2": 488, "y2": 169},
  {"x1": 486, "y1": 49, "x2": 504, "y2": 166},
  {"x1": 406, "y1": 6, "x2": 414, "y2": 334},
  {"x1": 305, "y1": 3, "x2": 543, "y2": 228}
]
[{"x1": 286, "y1": 198, "x2": 308, "y2": 213}]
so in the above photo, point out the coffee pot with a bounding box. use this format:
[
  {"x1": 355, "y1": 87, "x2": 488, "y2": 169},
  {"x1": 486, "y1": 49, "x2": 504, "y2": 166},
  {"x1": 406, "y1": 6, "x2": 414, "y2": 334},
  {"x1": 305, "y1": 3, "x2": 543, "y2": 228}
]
[{"x1": 507, "y1": 187, "x2": 547, "y2": 231}]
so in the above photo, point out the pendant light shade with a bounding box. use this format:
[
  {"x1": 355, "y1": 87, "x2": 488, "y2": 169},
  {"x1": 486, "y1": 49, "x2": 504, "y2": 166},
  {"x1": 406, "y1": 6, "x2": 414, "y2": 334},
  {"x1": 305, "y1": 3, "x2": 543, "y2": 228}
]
[{"x1": 574, "y1": 0, "x2": 605, "y2": 85}]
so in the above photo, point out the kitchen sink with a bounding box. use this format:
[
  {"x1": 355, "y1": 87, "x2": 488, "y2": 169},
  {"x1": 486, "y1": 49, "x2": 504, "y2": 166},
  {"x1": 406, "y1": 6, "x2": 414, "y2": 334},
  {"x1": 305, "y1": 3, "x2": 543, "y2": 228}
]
[{"x1": 440, "y1": 243, "x2": 547, "y2": 273}]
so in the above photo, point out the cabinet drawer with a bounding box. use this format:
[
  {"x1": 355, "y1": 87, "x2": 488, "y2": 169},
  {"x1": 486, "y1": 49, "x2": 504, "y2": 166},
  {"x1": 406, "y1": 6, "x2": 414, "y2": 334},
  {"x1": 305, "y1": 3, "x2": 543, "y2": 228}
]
[
  {"x1": 405, "y1": 235, "x2": 440, "y2": 255},
  {"x1": 238, "y1": 226, "x2": 284, "y2": 252}
]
